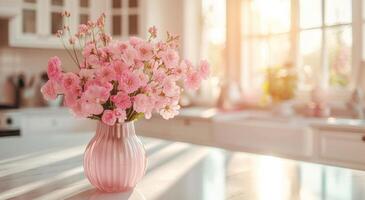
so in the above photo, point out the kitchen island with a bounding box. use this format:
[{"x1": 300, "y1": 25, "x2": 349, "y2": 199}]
[{"x1": 1, "y1": 130, "x2": 365, "y2": 200}]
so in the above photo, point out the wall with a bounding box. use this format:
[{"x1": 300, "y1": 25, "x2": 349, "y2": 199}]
[
  {"x1": 0, "y1": 0, "x2": 203, "y2": 104},
  {"x1": 0, "y1": 19, "x2": 75, "y2": 104},
  {"x1": 143, "y1": 0, "x2": 202, "y2": 61},
  {"x1": 144, "y1": 0, "x2": 184, "y2": 51},
  {"x1": 0, "y1": 46, "x2": 76, "y2": 104}
]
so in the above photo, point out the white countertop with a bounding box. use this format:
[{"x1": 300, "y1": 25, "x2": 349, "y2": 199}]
[
  {"x1": 1, "y1": 131, "x2": 365, "y2": 200},
  {"x1": 0, "y1": 132, "x2": 217, "y2": 200},
  {"x1": 9, "y1": 106, "x2": 365, "y2": 130}
]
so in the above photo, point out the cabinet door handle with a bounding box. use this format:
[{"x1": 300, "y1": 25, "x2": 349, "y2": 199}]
[{"x1": 362, "y1": 136, "x2": 365, "y2": 142}]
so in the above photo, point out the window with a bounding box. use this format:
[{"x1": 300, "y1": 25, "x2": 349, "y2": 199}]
[
  {"x1": 22, "y1": 0, "x2": 37, "y2": 34},
  {"x1": 299, "y1": 0, "x2": 352, "y2": 90},
  {"x1": 224, "y1": 0, "x2": 360, "y2": 98},
  {"x1": 110, "y1": 0, "x2": 141, "y2": 38},
  {"x1": 241, "y1": 0, "x2": 292, "y2": 91},
  {"x1": 201, "y1": 0, "x2": 226, "y2": 78},
  {"x1": 50, "y1": 0, "x2": 64, "y2": 34},
  {"x1": 79, "y1": 0, "x2": 90, "y2": 24}
]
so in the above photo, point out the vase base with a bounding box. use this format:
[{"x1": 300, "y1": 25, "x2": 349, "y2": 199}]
[
  {"x1": 90, "y1": 188, "x2": 145, "y2": 200},
  {"x1": 96, "y1": 187, "x2": 134, "y2": 193}
]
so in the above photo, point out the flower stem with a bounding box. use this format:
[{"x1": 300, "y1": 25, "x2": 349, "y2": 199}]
[
  {"x1": 59, "y1": 37, "x2": 79, "y2": 68},
  {"x1": 66, "y1": 18, "x2": 80, "y2": 68}
]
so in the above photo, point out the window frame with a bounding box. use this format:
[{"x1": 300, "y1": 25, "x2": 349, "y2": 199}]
[
  {"x1": 50, "y1": 0, "x2": 65, "y2": 35},
  {"x1": 22, "y1": 0, "x2": 37, "y2": 35},
  {"x1": 78, "y1": 0, "x2": 91, "y2": 25},
  {"x1": 228, "y1": 0, "x2": 364, "y2": 100},
  {"x1": 107, "y1": 0, "x2": 143, "y2": 39}
]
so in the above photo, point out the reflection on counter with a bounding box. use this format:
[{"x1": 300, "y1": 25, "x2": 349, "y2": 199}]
[{"x1": 1, "y1": 133, "x2": 365, "y2": 200}]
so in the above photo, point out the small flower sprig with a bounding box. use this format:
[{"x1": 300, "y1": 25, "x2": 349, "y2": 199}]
[{"x1": 41, "y1": 12, "x2": 210, "y2": 125}]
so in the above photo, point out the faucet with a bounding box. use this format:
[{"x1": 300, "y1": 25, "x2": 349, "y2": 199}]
[{"x1": 348, "y1": 88, "x2": 365, "y2": 119}]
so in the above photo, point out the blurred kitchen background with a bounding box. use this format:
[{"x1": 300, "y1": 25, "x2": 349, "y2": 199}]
[
  {"x1": 0, "y1": 0, "x2": 364, "y2": 137},
  {"x1": 0, "y1": 0, "x2": 364, "y2": 113},
  {"x1": 1, "y1": 0, "x2": 365, "y2": 199}
]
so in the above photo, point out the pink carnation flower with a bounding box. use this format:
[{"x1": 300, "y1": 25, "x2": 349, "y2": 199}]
[
  {"x1": 119, "y1": 72, "x2": 141, "y2": 94},
  {"x1": 129, "y1": 36, "x2": 143, "y2": 47},
  {"x1": 63, "y1": 85, "x2": 81, "y2": 107},
  {"x1": 114, "y1": 108, "x2": 127, "y2": 122},
  {"x1": 142, "y1": 81, "x2": 161, "y2": 96},
  {"x1": 181, "y1": 59, "x2": 194, "y2": 73},
  {"x1": 111, "y1": 92, "x2": 132, "y2": 109},
  {"x1": 79, "y1": 69, "x2": 95, "y2": 80},
  {"x1": 153, "y1": 95, "x2": 169, "y2": 111},
  {"x1": 83, "y1": 84, "x2": 110, "y2": 103},
  {"x1": 198, "y1": 60, "x2": 210, "y2": 79},
  {"x1": 122, "y1": 47, "x2": 138, "y2": 66},
  {"x1": 163, "y1": 78, "x2": 180, "y2": 97},
  {"x1": 107, "y1": 44, "x2": 122, "y2": 60},
  {"x1": 160, "y1": 49, "x2": 179, "y2": 68},
  {"x1": 96, "y1": 66, "x2": 116, "y2": 82},
  {"x1": 79, "y1": 84, "x2": 110, "y2": 116},
  {"x1": 112, "y1": 60, "x2": 129, "y2": 79},
  {"x1": 82, "y1": 43, "x2": 94, "y2": 57},
  {"x1": 86, "y1": 54, "x2": 100, "y2": 67},
  {"x1": 61, "y1": 72, "x2": 80, "y2": 94},
  {"x1": 152, "y1": 68, "x2": 167, "y2": 84},
  {"x1": 136, "y1": 42, "x2": 154, "y2": 61},
  {"x1": 137, "y1": 71, "x2": 149, "y2": 87},
  {"x1": 41, "y1": 80, "x2": 59, "y2": 100},
  {"x1": 134, "y1": 60, "x2": 145, "y2": 70},
  {"x1": 133, "y1": 94, "x2": 153, "y2": 114},
  {"x1": 184, "y1": 71, "x2": 202, "y2": 90},
  {"x1": 116, "y1": 41, "x2": 129, "y2": 52},
  {"x1": 47, "y1": 56, "x2": 62, "y2": 81},
  {"x1": 102, "y1": 110, "x2": 117, "y2": 126},
  {"x1": 81, "y1": 100, "x2": 104, "y2": 115},
  {"x1": 156, "y1": 41, "x2": 167, "y2": 51},
  {"x1": 64, "y1": 93, "x2": 78, "y2": 107},
  {"x1": 84, "y1": 79, "x2": 113, "y2": 93},
  {"x1": 97, "y1": 47, "x2": 109, "y2": 63},
  {"x1": 77, "y1": 24, "x2": 89, "y2": 36},
  {"x1": 159, "y1": 103, "x2": 180, "y2": 120},
  {"x1": 171, "y1": 61, "x2": 188, "y2": 80}
]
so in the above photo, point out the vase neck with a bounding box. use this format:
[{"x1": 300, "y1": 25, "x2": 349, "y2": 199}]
[{"x1": 96, "y1": 121, "x2": 135, "y2": 138}]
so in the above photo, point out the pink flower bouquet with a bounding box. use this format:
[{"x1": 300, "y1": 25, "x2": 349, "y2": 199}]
[{"x1": 41, "y1": 12, "x2": 209, "y2": 126}]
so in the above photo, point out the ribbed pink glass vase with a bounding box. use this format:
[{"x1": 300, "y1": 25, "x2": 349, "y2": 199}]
[{"x1": 84, "y1": 121, "x2": 147, "y2": 192}]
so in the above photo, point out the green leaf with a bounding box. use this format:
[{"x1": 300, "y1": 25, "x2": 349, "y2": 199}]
[{"x1": 129, "y1": 112, "x2": 145, "y2": 122}]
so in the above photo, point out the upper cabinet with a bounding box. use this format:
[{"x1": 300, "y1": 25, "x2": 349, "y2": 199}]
[
  {"x1": 106, "y1": 0, "x2": 144, "y2": 40},
  {"x1": 105, "y1": 0, "x2": 147, "y2": 39},
  {"x1": 8, "y1": 0, "x2": 145, "y2": 48},
  {"x1": 49, "y1": 0, "x2": 65, "y2": 36},
  {"x1": 0, "y1": 0, "x2": 21, "y2": 18},
  {"x1": 9, "y1": 0, "x2": 67, "y2": 48}
]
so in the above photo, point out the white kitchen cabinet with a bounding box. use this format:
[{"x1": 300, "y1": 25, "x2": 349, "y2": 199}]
[
  {"x1": 104, "y1": 0, "x2": 146, "y2": 40},
  {"x1": 8, "y1": 0, "x2": 145, "y2": 48},
  {"x1": 136, "y1": 117, "x2": 214, "y2": 146},
  {"x1": 19, "y1": 108, "x2": 96, "y2": 135},
  {"x1": 10, "y1": 0, "x2": 70, "y2": 48},
  {"x1": 0, "y1": 0, "x2": 20, "y2": 17},
  {"x1": 317, "y1": 129, "x2": 365, "y2": 169},
  {"x1": 214, "y1": 120, "x2": 314, "y2": 158}
]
